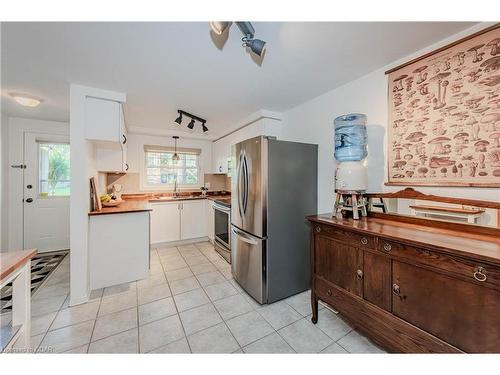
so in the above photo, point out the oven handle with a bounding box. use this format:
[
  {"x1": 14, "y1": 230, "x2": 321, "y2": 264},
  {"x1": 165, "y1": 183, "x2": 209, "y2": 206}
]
[
  {"x1": 213, "y1": 203, "x2": 230, "y2": 212},
  {"x1": 231, "y1": 226, "x2": 258, "y2": 245}
]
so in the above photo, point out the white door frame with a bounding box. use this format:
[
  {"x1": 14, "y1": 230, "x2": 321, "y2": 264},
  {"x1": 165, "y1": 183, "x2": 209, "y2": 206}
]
[{"x1": 23, "y1": 131, "x2": 70, "y2": 252}]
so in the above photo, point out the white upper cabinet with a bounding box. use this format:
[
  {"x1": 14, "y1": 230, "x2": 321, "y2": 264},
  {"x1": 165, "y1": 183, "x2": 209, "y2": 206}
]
[
  {"x1": 85, "y1": 97, "x2": 129, "y2": 172},
  {"x1": 85, "y1": 97, "x2": 125, "y2": 144}
]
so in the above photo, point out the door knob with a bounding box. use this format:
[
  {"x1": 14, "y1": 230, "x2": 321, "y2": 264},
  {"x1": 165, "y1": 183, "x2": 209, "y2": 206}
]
[
  {"x1": 26, "y1": 198, "x2": 33, "y2": 203},
  {"x1": 27, "y1": 184, "x2": 33, "y2": 189}
]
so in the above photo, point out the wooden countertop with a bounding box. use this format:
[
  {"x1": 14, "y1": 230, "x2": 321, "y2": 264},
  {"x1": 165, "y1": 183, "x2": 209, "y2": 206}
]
[
  {"x1": 0, "y1": 249, "x2": 37, "y2": 281},
  {"x1": 308, "y1": 214, "x2": 500, "y2": 266},
  {"x1": 88, "y1": 199, "x2": 152, "y2": 216},
  {"x1": 409, "y1": 205, "x2": 485, "y2": 214}
]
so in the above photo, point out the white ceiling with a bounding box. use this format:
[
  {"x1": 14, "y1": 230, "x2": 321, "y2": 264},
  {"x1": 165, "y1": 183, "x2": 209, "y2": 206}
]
[{"x1": 1, "y1": 22, "x2": 476, "y2": 139}]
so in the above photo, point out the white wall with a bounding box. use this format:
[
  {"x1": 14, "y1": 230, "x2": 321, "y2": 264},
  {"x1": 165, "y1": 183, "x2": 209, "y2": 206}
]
[
  {"x1": 281, "y1": 22, "x2": 500, "y2": 224},
  {"x1": 69, "y1": 84, "x2": 126, "y2": 306},
  {"x1": 2, "y1": 117, "x2": 69, "y2": 250}
]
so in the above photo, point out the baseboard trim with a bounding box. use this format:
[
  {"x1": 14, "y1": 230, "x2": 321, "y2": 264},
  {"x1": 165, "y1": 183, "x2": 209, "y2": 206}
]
[{"x1": 150, "y1": 237, "x2": 210, "y2": 249}]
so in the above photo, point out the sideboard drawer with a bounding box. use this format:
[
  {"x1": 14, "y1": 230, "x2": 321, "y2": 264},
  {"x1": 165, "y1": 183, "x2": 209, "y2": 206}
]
[
  {"x1": 377, "y1": 239, "x2": 500, "y2": 288},
  {"x1": 314, "y1": 224, "x2": 376, "y2": 250}
]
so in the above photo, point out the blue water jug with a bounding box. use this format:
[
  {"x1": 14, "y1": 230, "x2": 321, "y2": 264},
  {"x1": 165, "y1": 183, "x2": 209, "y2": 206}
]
[{"x1": 334, "y1": 113, "x2": 368, "y2": 162}]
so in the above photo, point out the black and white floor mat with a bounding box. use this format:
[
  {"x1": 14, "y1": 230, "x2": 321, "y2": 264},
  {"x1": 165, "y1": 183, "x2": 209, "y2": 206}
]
[{"x1": 0, "y1": 250, "x2": 68, "y2": 314}]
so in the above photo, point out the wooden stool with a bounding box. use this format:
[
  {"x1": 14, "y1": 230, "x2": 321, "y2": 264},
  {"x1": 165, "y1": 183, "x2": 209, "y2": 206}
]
[{"x1": 333, "y1": 191, "x2": 367, "y2": 220}]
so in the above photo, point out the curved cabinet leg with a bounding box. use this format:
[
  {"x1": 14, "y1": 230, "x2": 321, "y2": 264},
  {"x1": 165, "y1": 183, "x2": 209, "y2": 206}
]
[{"x1": 311, "y1": 293, "x2": 319, "y2": 324}]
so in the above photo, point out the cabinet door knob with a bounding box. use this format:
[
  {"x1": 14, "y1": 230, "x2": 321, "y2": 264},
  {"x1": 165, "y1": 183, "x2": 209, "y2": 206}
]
[
  {"x1": 315, "y1": 226, "x2": 321, "y2": 233},
  {"x1": 327, "y1": 289, "x2": 332, "y2": 296},
  {"x1": 360, "y1": 237, "x2": 368, "y2": 245},
  {"x1": 473, "y1": 267, "x2": 487, "y2": 282},
  {"x1": 392, "y1": 283, "x2": 400, "y2": 295},
  {"x1": 356, "y1": 269, "x2": 364, "y2": 279},
  {"x1": 383, "y1": 243, "x2": 392, "y2": 252}
]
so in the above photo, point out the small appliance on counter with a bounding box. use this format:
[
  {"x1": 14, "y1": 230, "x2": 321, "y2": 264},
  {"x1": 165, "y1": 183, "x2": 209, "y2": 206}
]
[
  {"x1": 333, "y1": 113, "x2": 368, "y2": 219},
  {"x1": 231, "y1": 136, "x2": 318, "y2": 304}
]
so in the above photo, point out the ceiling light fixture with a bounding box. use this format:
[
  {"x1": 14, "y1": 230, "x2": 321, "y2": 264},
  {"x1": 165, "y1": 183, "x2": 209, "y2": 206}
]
[
  {"x1": 10, "y1": 93, "x2": 42, "y2": 107},
  {"x1": 202, "y1": 121, "x2": 208, "y2": 133},
  {"x1": 174, "y1": 110, "x2": 208, "y2": 133},
  {"x1": 209, "y1": 21, "x2": 232, "y2": 35},
  {"x1": 172, "y1": 136, "x2": 180, "y2": 161},
  {"x1": 236, "y1": 22, "x2": 266, "y2": 57},
  {"x1": 174, "y1": 111, "x2": 183, "y2": 125},
  {"x1": 209, "y1": 21, "x2": 267, "y2": 57}
]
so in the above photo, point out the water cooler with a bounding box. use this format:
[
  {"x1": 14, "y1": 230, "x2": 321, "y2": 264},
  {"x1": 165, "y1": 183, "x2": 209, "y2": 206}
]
[{"x1": 333, "y1": 113, "x2": 368, "y2": 219}]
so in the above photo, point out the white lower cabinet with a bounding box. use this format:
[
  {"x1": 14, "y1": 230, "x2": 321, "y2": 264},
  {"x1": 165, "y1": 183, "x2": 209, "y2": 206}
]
[
  {"x1": 150, "y1": 199, "x2": 207, "y2": 245},
  {"x1": 206, "y1": 200, "x2": 215, "y2": 242},
  {"x1": 89, "y1": 211, "x2": 149, "y2": 290},
  {"x1": 180, "y1": 200, "x2": 206, "y2": 240},
  {"x1": 150, "y1": 202, "x2": 181, "y2": 244}
]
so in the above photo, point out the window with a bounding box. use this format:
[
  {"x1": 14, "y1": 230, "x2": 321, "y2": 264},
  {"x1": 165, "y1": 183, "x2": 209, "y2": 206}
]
[
  {"x1": 144, "y1": 146, "x2": 200, "y2": 187},
  {"x1": 39, "y1": 142, "x2": 70, "y2": 197}
]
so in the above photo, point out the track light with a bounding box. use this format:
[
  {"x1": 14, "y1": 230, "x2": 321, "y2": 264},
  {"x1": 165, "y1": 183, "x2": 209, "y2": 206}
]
[
  {"x1": 209, "y1": 21, "x2": 232, "y2": 35},
  {"x1": 174, "y1": 112, "x2": 183, "y2": 125},
  {"x1": 174, "y1": 110, "x2": 208, "y2": 133},
  {"x1": 242, "y1": 37, "x2": 266, "y2": 57},
  {"x1": 209, "y1": 21, "x2": 267, "y2": 58},
  {"x1": 174, "y1": 113, "x2": 182, "y2": 125}
]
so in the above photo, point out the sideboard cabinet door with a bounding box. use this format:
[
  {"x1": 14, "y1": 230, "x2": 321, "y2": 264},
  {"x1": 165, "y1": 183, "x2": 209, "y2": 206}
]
[
  {"x1": 315, "y1": 235, "x2": 363, "y2": 297},
  {"x1": 392, "y1": 261, "x2": 500, "y2": 353},
  {"x1": 363, "y1": 252, "x2": 391, "y2": 311}
]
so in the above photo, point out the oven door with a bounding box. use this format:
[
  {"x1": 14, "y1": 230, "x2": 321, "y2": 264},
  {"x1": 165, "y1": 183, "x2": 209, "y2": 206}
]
[{"x1": 214, "y1": 203, "x2": 230, "y2": 250}]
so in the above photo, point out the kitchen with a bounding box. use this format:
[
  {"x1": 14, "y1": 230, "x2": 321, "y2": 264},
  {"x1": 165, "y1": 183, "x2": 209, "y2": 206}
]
[{"x1": 1, "y1": 10, "x2": 500, "y2": 372}]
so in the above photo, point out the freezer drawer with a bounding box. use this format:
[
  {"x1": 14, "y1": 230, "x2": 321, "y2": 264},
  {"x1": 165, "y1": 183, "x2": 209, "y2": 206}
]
[{"x1": 231, "y1": 225, "x2": 266, "y2": 304}]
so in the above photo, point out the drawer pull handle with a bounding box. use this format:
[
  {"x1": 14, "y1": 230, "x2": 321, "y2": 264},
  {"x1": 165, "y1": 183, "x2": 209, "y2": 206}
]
[
  {"x1": 383, "y1": 243, "x2": 392, "y2": 252},
  {"x1": 360, "y1": 237, "x2": 368, "y2": 245},
  {"x1": 315, "y1": 226, "x2": 321, "y2": 233},
  {"x1": 327, "y1": 289, "x2": 332, "y2": 296},
  {"x1": 473, "y1": 267, "x2": 487, "y2": 282},
  {"x1": 356, "y1": 269, "x2": 363, "y2": 279},
  {"x1": 392, "y1": 284, "x2": 400, "y2": 296}
]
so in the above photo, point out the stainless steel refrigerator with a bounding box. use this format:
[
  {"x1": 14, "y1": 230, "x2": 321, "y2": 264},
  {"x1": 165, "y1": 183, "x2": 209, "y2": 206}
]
[{"x1": 231, "y1": 136, "x2": 318, "y2": 304}]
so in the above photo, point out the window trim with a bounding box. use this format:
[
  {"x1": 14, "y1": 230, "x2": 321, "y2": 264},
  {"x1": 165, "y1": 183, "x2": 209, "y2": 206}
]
[{"x1": 140, "y1": 146, "x2": 202, "y2": 191}]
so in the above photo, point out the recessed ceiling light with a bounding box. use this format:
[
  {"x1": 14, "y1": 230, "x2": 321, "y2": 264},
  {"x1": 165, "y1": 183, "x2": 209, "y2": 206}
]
[{"x1": 10, "y1": 93, "x2": 42, "y2": 107}]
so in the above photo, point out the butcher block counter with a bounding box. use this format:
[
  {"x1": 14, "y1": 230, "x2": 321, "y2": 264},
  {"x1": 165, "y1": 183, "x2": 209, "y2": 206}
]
[
  {"x1": 88, "y1": 199, "x2": 152, "y2": 216},
  {"x1": 308, "y1": 212, "x2": 500, "y2": 353}
]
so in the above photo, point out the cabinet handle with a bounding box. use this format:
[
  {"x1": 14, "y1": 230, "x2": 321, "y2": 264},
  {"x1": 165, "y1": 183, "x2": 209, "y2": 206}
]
[
  {"x1": 473, "y1": 267, "x2": 487, "y2": 282},
  {"x1": 356, "y1": 269, "x2": 363, "y2": 279},
  {"x1": 327, "y1": 289, "x2": 332, "y2": 296},
  {"x1": 122, "y1": 134, "x2": 127, "y2": 144},
  {"x1": 392, "y1": 284, "x2": 400, "y2": 296},
  {"x1": 315, "y1": 226, "x2": 321, "y2": 233},
  {"x1": 125, "y1": 163, "x2": 129, "y2": 171},
  {"x1": 383, "y1": 243, "x2": 392, "y2": 252},
  {"x1": 360, "y1": 237, "x2": 368, "y2": 245}
]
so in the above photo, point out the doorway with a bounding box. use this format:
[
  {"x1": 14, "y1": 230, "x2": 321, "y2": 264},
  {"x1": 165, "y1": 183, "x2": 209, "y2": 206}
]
[{"x1": 23, "y1": 132, "x2": 70, "y2": 252}]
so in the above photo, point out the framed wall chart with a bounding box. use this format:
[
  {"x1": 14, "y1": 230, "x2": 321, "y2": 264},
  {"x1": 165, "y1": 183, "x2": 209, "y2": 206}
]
[{"x1": 386, "y1": 24, "x2": 500, "y2": 187}]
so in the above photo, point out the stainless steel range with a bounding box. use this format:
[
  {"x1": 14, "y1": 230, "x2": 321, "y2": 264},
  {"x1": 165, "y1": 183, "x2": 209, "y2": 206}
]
[{"x1": 213, "y1": 197, "x2": 231, "y2": 263}]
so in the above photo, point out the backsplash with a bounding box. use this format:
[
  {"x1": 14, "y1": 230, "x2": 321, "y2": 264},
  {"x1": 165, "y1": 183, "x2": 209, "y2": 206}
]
[{"x1": 105, "y1": 172, "x2": 230, "y2": 194}]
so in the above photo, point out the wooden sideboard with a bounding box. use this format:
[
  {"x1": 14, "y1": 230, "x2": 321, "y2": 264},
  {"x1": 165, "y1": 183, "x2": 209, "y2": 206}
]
[{"x1": 308, "y1": 213, "x2": 500, "y2": 353}]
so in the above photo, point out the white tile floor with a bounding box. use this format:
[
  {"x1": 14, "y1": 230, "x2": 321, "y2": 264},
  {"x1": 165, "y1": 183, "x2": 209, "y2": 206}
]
[{"x1": 2, "y1": 241, "x2": 385, "y2": 354}]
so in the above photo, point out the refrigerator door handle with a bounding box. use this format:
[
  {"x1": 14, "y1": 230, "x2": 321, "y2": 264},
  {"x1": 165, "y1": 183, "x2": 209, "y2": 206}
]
[
  {"x1": 231, "y1": 226, "x2": 258, "y2": 245},
  {"x1": 237, "y1": 151, "x2": 244, "y2": 218},
  {"x1": 242, "y1": 151, "x2": 249, "y2": 214}
]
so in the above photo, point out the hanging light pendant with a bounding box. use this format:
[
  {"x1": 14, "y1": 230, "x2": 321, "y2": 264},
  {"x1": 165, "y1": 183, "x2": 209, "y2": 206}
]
[{"x1": 172, "y1": 136, "x2": 180, "y2": 161}]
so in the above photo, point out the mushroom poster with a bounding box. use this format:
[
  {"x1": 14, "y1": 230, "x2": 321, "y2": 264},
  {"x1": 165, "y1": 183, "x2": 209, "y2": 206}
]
[{"x1": 387, "y1": 24, "x2": 500, "y2": 187}]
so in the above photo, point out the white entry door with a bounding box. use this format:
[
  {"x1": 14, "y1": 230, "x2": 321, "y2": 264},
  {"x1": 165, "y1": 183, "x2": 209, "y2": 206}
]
[{"x1": 23, "y1": 132, "x2": 70, "y2": 252}]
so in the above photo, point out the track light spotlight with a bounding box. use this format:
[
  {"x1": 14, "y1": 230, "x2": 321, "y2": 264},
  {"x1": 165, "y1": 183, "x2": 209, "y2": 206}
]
[
  {"x1": 242, "y1": 38, "x2": 266, "y2": 57},
  {"x1": 202, "y1": 122, "x2": 208, "y2": 133},
  {"x1": 187, "y1": 118, "x2": 195, "y2": 130},
  {"x1": 174, "y1": 112, "x2": 183, "y2": 124},
  {"x1": 209, "y1": 21, "x2": 232, "y2": 35}
]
